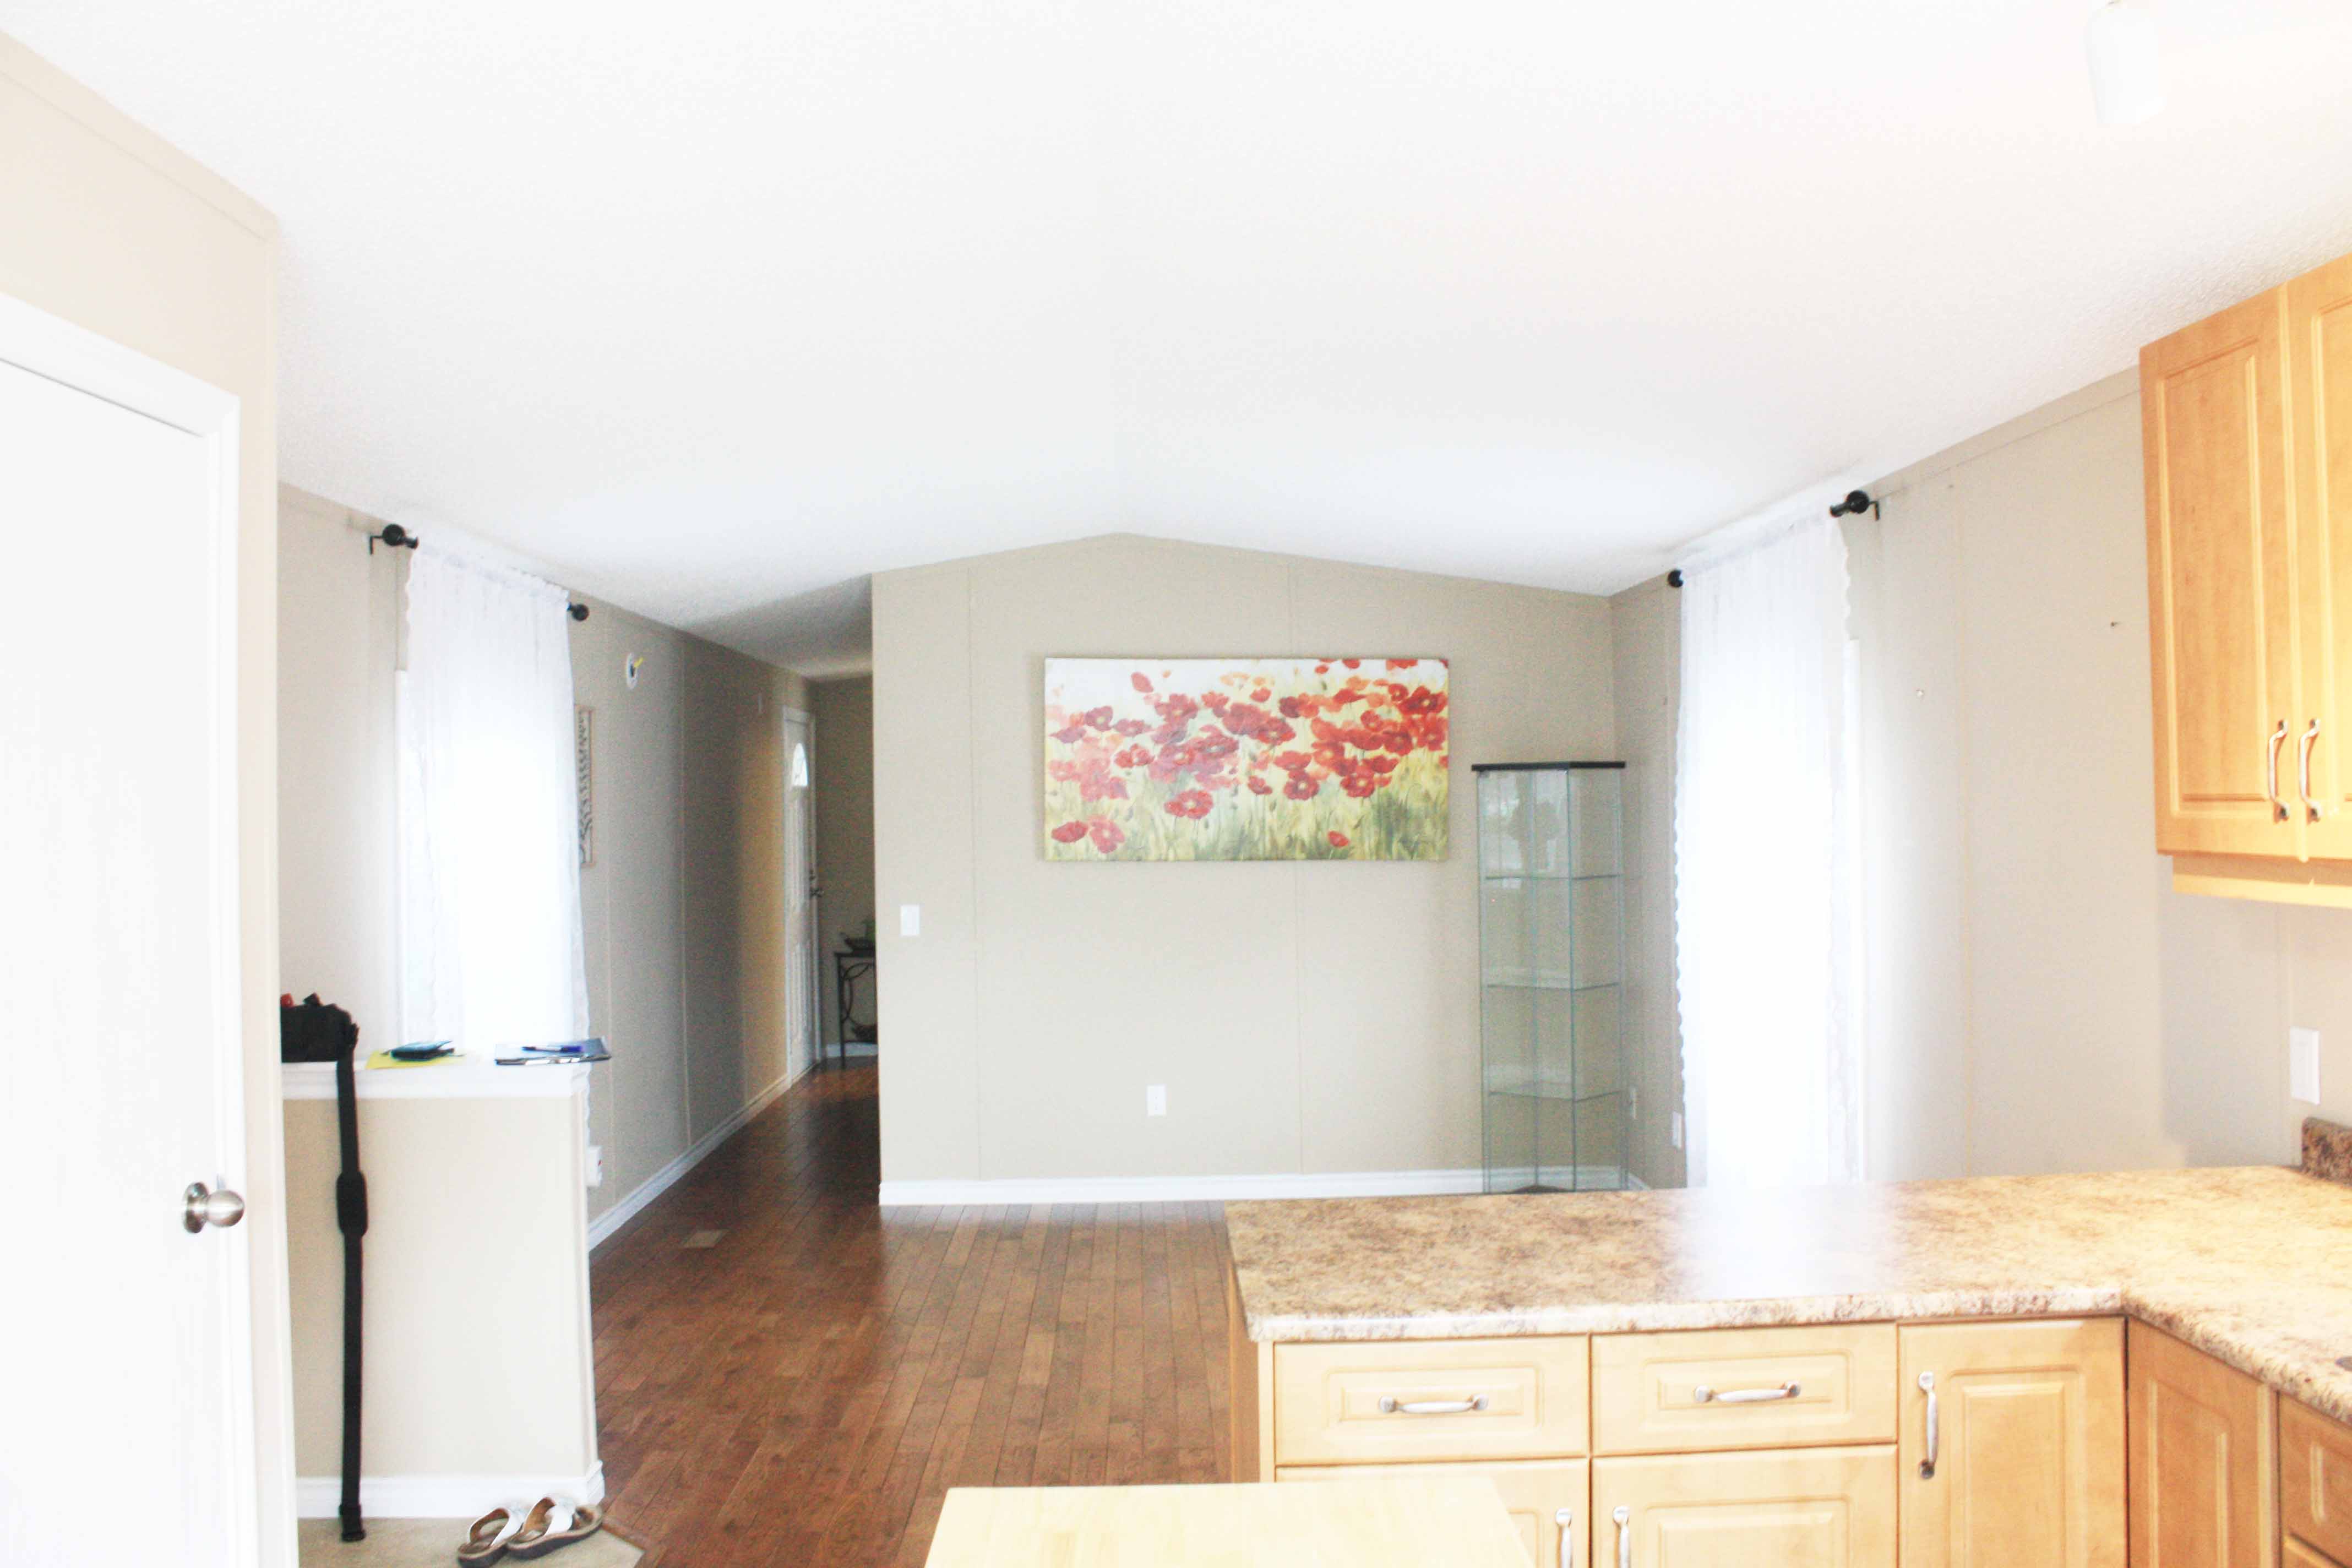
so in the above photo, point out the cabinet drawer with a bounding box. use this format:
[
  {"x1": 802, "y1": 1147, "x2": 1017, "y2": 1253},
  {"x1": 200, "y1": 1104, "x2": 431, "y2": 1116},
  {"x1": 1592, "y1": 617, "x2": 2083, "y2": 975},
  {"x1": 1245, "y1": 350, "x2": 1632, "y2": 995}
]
[
  {"x1": 1272, "y1": 1336, "x2": 1589, "y2": 1466},
  {"x1": 1592, "y1": 1445, "x2": 1898, "y2": 1567},
  {"x1": 2285, "y1": 1398, "x2": 2352, "y2": 1566},
  {"x1": 1591, "y1": 1324, "x2": 1897, "y2": 1454},
  {"x1": 1278, "y1": 1458, "x2": 1587, "y2": 1568}
]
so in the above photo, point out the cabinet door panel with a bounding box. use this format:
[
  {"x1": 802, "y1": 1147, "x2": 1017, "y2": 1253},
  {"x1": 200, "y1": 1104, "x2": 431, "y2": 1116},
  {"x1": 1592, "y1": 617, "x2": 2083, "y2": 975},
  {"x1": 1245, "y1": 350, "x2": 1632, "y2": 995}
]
[
  {"x1": 2292, "y1": 255, "x2": 2352, "y2": 857},
  {"x1": 2283, "y1": 1397, "x2": 2352, "y2": 1566},
  {"x1": 2143, "y1": 290, "x2": 2301, "y2": 859},
  {"x1": 2126, "y1": 1321, "x2": 2276, "y2": 1568},
  {"x1": 1592, "y1": 1446, "x2": 1897, "y2": 1568},
  {"x1": 1898, "y1": 1319, "x2": 2125, "y2": 1568},
  {"x1": 1280, "y1": 1459, "x2": 1586, "y2": 1568}
]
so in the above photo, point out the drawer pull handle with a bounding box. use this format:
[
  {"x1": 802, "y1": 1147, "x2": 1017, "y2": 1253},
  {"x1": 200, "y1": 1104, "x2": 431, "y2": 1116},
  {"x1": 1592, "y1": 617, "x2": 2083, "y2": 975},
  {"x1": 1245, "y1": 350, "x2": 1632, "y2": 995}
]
[
  {"x1": 2303, "y1": 719, "x2": 2323, "y2": 821},
  {"x1": 1692, "y1": 1381, "x2": 1800, "y2": 1405},
  {"x1": 1918, "y1": 1370, "x2": 1939, "y2": 1478},
  {"x1": 1376, "y1": 1395, "x2": 1488, "y2": 1415},
  {"x1": 1613, "y1": 1505, "x2": 1631, "y2": 1568},
  {"x1": 1555, "y1": 1507, "x2": 1574, "y2": 1568},
  {"x1": 2270, "y1": 720, "x2": 2291, "y2": 822}
]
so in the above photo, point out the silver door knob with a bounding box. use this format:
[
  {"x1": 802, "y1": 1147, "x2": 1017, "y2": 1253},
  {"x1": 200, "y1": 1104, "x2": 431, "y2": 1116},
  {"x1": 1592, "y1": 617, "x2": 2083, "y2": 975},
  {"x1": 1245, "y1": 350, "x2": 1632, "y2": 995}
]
[{"x1": 183, "y1": 1182, "x2": 246, "y2": 1233}]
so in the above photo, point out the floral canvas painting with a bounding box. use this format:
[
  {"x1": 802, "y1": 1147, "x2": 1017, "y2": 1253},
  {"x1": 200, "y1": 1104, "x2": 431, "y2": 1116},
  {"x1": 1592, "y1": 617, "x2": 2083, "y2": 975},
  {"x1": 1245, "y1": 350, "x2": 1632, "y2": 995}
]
[{"x1": 1043, "y1": 657, "x2": 1450, "y2": 861}]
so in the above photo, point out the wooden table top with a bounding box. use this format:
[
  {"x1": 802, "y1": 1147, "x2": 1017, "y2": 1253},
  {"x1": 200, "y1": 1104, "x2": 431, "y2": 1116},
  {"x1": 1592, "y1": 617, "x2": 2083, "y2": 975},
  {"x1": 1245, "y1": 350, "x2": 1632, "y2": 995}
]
[{"x1": 923, "y1": 1478, "x2": 1531, "y2": 1567}]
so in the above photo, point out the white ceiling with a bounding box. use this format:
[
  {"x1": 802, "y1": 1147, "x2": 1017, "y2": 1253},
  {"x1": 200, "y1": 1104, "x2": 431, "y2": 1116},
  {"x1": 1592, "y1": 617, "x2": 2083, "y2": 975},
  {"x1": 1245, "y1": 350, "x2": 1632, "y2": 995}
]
[{"x1": 10, "y1": 1, "x2": 2352, "y2": 675}]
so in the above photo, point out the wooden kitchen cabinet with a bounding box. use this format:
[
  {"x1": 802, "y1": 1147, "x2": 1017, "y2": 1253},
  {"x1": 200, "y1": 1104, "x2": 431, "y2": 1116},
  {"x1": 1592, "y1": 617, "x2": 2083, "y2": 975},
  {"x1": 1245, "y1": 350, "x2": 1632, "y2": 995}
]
[
  {"x1": 1277, "y1": 1458, "x2": 1586, "y2": 1568},
  {"x1": 2283, "y1": 1397, "x2": 2352, "y2": 1566},
  {"x1": 1591, "y1": 1445, "x2": 1897, "y2": 1568},
  {"x1": 1897, "y1": 1318, "x2": 2125, "y2": 1568},
  {"x1": 2126, "y1": 1321, "x2": 2277, "y2": 1568},
  {"x1": 2290, "y1": 254, "x2": 2352, "y2": 860},
  {"x1": 2144, "y1": 287, "x2": 2299, "y2": 863},
  {"x1": 2149, "y1": 244, "x2": 2352, "y2": 902}
]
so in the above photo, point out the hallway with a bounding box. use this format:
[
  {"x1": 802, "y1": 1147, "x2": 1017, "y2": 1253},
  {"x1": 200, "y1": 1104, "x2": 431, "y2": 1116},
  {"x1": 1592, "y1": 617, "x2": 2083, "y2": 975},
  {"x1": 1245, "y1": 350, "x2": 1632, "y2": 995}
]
[{"x1": 589, "y1": 1064, "x2": 1234, "y2": 1566}]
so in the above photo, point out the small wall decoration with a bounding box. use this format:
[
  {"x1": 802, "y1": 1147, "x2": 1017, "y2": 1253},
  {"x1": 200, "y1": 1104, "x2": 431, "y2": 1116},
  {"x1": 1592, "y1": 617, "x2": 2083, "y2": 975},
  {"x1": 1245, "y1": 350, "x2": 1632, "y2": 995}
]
[
  {"x1": 1043, "y1": 657, "x2": 1450, "y2": 861},
  {"x1": 574, "y1": 705, "x2": 595, "y2": 868}
]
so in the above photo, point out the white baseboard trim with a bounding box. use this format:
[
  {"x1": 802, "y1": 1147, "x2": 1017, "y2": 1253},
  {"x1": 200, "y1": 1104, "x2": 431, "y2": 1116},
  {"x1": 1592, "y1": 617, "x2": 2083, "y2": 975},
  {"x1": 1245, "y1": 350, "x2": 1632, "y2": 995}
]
[
  {"x1": 586, "y1": 1063, "x2": 802, "y2": 1250},
  {"x1": 878, "y1": 1166, "x2": 1653, "y2": 1206},
  {"x1": 878, "y1": 1167, "x2": 1487, "y2": 1206},
  {"x1": 295, "y1": 1463, "x2": 603, "y2": 1519},
  {"x1": 820, "y1": 1039, "x2": 878, "y2": 1059}
]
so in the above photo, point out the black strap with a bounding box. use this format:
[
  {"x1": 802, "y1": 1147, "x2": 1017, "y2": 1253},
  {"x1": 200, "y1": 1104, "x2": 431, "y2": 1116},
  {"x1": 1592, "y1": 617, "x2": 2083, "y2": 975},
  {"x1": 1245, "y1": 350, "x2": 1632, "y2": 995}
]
[{"x1": 334, "y1": 1046, "x2": 367, "y2": 1543}]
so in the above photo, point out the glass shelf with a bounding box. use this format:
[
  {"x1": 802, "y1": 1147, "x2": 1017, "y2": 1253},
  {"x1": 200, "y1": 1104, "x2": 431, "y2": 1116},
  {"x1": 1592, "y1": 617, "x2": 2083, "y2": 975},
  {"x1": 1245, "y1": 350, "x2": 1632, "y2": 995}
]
[{"x1": 1478, "y1": 763, "x2": 1629, "y2": 1194}]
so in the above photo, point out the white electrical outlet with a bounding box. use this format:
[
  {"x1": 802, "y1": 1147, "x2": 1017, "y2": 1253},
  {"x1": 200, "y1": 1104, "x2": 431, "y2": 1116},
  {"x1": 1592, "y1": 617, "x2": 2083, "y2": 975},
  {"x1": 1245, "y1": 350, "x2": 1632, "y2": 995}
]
[
  {"x1": 1670, "y1": 1112, "x2": 1685, "y2": 1150},
  {"x1": 586, "y1": 1145, "x2": 605, "y2": 1188},
  {"x1": 900, "y1": 903, "x2": 921, "y2": 937},
  {"x1": 2292, "y1": 1027, "x2": 2322, "y2": 1105},
  {"x1": 1146, "y1": 1084, "x2": 1167, "y2": 1117}
]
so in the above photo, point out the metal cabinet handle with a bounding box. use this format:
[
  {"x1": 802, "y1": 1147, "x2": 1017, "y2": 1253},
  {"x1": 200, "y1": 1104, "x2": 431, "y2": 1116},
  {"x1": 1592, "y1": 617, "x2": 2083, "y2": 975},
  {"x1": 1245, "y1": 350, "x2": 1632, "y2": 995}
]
[
  {"x1": 2270, "y1": 720, "x2": 2291, "y2": 821},
  {"x1": 1613, "y1": 1505, "x2": 1631, "y2": 1568},
  {"x1": 1917, "y1": 1370, "x2": 1939, "y2": 1478},
  {"x1": 2303, "y1": 720, "x2": 2323, "y2": 821},
  {"x1": 1376, "y1": 1396, "x2": 1487, "y2": 1415},
  {"x1": 1555, "y1": 1508, "x2": 1574, "y2": 1568},
  {"x1": 1693, "y1": 1381, "x2": 1800, "y2": 1405}
]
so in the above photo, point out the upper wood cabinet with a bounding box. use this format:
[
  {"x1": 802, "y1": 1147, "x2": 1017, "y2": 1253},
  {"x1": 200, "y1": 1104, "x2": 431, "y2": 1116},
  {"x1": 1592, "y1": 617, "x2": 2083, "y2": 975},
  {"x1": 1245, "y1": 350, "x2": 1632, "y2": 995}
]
[
  {"x1": 2127, "y1": 1321, "x2": 2277, "y2": 1568},
  {"x1": 2149, "y1": 246, "x2": 2352, "y2": 901},
  {"x1": 2144, "y1": 290, "x2": 2299, "y2": 859},
  {"x1": 1897, "y1": 1319, "x2": 2126, "y2": 1568}
]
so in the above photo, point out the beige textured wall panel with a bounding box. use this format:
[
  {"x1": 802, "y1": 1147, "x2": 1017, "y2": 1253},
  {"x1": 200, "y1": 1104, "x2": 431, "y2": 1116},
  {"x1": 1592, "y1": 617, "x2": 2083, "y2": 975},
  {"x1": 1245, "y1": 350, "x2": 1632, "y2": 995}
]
[
  {"x1": 812, "y1": 676, "x2": 877, "y2": 971},
  {"x1": 1609, "y1": 576, "x2": 1686, "y2": 1192},
  {"x1": 872, "y1": 535, "x2": 1615, "y2": 1184},
  {"x1": 873, "y1": 565, "x2": 983, "y2": 1182},
  {"x1": 284, "y1": 1097, "x2": 594, "y2": 1477},
  {"x1": 0, "y1": 33, "x2": 293, "y2": 1555},
  {"x1": 971, "y1": 540, "x2": 1300, "y2": 1180},
  {"x1": 1291, "y1": 558, "x2": 1615, "y2": 1176}
]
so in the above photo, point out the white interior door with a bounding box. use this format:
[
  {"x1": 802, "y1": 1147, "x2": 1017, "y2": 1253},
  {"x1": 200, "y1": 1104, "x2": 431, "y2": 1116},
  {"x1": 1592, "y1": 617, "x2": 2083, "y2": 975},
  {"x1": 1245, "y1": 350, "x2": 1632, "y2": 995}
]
[
  {"x1": 0, "y1": 296, "x2": 255, "y2": 1566},
  {"x1": 785, "y1": 716, "x2": 818, "y2": 1071}
]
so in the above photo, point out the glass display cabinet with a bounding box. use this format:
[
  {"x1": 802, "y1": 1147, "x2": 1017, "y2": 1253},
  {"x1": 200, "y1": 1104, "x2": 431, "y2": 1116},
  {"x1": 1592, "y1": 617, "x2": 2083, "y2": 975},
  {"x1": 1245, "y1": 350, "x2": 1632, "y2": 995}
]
[{"x1": 1476, "y1": 761, "x2": 1629, "y2": 1193}]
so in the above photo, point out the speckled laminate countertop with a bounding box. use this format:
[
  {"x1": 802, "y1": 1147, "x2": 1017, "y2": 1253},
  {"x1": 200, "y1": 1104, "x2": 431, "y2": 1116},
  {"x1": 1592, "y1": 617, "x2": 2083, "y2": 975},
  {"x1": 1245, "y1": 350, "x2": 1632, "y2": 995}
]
[{"x1": 1226, "y1": 1165, "x2": 2352, "y2": 1426}]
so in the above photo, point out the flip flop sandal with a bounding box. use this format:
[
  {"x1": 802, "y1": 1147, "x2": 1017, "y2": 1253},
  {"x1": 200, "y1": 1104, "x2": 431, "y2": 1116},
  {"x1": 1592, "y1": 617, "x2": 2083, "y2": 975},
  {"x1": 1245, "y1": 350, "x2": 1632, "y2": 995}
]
[
  {"x1": 456, "y1": 1507, "x2": 518, "y2": 1565},
  {"x1": 505, "y1": 1498, "x2": 605, "y2": 1560}
]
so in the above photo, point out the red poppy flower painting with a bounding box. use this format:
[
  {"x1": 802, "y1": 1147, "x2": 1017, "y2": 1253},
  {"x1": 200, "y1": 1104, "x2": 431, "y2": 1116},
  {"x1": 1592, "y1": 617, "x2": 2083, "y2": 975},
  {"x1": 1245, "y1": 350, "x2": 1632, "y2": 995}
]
[{"x1": 1042, "y1": 657, "x2": 1449, "y2": 860}]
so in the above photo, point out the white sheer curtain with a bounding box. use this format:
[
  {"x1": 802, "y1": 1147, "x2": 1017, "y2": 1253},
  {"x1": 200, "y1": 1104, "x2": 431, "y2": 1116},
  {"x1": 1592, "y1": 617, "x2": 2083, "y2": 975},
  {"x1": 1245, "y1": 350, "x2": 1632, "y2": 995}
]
[
  {"x1": 1674, "y1": 496, "x2": 1861, "y2": 1189},
  {"x1": 397, "y1": 543, "x2": 591, "y2": 1051}
]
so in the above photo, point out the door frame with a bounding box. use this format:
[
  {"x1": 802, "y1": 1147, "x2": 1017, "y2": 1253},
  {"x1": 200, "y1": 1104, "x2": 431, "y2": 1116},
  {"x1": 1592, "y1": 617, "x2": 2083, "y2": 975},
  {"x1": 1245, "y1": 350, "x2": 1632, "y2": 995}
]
[
  {"x1": 782, "y1": 707, "x2": 821, "y2": 1073},
  {"x1": 0, "y1": 288, "x2": 262, "y2": 1560}
]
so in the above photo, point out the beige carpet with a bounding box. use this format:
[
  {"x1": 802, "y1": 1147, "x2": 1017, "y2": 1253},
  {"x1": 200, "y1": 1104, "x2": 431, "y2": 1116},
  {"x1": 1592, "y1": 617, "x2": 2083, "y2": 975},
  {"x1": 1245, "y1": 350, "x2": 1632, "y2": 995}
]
[{"x1": 297, "y1": 1516, "x2": 641, "y2": 1567}]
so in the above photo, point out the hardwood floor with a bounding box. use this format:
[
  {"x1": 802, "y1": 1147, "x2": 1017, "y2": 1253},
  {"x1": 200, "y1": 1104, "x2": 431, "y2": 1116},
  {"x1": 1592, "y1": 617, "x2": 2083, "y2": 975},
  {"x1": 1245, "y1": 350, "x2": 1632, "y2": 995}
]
[{"x1": 590, "y1": 1062, "x2": 1234, "y2": 1566}]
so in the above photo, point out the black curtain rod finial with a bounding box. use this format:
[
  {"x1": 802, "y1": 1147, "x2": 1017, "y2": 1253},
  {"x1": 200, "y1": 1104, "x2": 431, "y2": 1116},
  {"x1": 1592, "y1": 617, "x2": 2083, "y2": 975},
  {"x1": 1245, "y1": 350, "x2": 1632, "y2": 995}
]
[
  {"x1": 366, "y1": 522, "x2": 418, "y2": 556},
  {"x1": 1667, "y1": 569, "x2": 1685, "y2": 589},
  {"x1": 1828, "y1": 489, "x2": 1879, "y2": 520},
  {"x1": 568, "y1": 602, "x2": 590, "y2": 622}
]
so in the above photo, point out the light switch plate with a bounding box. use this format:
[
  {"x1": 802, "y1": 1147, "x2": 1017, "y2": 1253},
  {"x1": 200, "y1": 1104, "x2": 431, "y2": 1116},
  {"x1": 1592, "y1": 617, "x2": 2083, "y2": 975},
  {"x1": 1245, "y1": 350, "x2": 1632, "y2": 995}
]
[
  {"x1": 586, "y1": 1145, "x2": 605, "y2": 1188},
  {"x1": 900, "y1": 903, "x2": 921, "y2": 937},
  {"x1": 2292, "y1": 1026, "x2": 2322, "y2": 1104},
  {"x1": 1670, "y1": 1111, "x2": 1685, "y2": 1150},
  {"x1": 1146, "y1": 1084, "x2": 1167, "y2": 1117}
]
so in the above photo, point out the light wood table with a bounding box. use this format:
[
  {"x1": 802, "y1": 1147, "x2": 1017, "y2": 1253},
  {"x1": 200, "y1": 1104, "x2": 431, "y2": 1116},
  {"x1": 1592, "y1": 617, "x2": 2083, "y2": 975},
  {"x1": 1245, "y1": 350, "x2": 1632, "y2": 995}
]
[{"x1": 923, "y1": 1477, "x2": 1533, "y2": 1567}]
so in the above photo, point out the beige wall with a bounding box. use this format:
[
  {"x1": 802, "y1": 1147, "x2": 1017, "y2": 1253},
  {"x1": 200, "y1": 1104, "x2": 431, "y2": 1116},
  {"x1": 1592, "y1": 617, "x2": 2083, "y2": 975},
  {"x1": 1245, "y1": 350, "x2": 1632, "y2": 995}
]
[
  {"x1": 812, "y1": 676, "x2": 876, "y2": 1040},
  {"x1": 1, "y1": 33, "x2": 294, "y2": 1556},
  {"x1": 1852, "y1": 370, "x2": 2311, "y2": 1176},
  {"x1": 283, "y1": 1092, "x2": 595, "y2": 1485},
  {"x1": 276, "y1": 487, "x2": 812, "y2": 1484},
  {"x1": 872, "y1": 534, "x2": 1617, "y2": 1185},
  {"x1": 1609, "y1": 577, "x2": 1686, "y2": 1190}
]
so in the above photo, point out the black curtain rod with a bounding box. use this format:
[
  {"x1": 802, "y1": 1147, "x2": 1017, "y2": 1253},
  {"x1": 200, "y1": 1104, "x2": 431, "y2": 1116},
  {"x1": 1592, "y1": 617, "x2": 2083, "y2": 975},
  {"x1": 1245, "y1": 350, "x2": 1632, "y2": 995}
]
[
  {"x1": 362, "y1": 522, "x2": 591, "y2": 619},
  {"x1": 1667, "y1": 488, "x2": 1880, "y2": 589}
]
